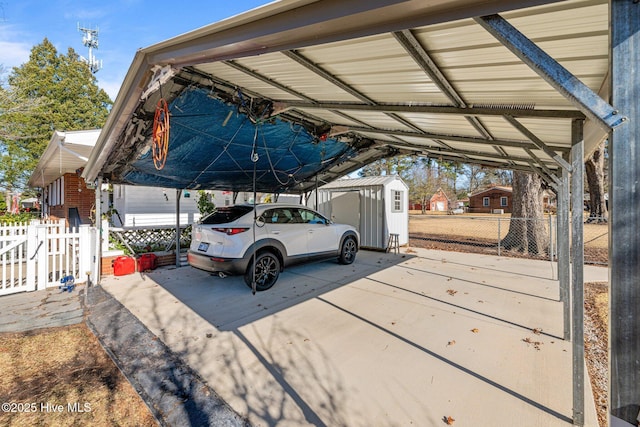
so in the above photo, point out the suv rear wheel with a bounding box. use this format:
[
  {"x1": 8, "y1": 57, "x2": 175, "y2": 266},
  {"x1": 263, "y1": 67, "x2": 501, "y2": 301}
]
[{"x1": 244, "y1": 251, "x2": 280, "y2": 291}]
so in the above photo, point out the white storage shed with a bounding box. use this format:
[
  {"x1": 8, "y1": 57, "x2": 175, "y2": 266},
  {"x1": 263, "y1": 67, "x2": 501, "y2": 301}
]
[{"x1": 312, "y1": 176, "x2": 409, "y2": 250}]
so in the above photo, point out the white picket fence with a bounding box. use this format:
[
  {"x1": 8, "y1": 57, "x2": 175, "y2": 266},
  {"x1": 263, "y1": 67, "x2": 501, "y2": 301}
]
[{"x1": 0, "y1": 220, "x2": 95, "y2": 296}]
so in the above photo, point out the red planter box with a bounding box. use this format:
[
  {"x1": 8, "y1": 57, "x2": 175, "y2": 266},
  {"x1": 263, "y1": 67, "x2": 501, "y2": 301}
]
[
  {"x1": 113, "y1": 256, "x2": 136, "y2": 276},
  {"x1": 137, "y1": 253, "x2": 158, "y2": 272}
]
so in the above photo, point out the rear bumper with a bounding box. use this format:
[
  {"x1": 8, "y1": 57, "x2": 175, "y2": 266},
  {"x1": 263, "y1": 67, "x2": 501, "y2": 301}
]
[{"x1": 187, "y1": 250, "x2": 248, "y2": 275}]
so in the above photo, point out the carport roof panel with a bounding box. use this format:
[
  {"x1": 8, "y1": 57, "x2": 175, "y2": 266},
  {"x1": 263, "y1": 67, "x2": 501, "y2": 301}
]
[{"x1": 83, "y1": 0, "x2": 610, "y2": 192}]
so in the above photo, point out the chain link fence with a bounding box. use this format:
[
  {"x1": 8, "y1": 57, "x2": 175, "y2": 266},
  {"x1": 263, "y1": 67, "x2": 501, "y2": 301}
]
[{"x1": 409, "y1": 214, "x2": 608, "y2": 265}]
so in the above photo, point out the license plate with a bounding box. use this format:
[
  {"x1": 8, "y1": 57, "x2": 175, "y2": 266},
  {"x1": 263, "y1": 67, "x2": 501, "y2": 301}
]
[{"x1": 197, "y1": 242, "x2": 209, "y2": 252}]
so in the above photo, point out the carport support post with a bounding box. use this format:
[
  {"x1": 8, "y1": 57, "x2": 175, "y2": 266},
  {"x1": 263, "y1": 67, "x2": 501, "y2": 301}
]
[
  {"x1": 175, "y1": 189, "x2": 181, "y2": 268},
  {"x1": 94, "y1": 176, "x2": 102, "y2": 284},
  {"x1": 557, "y1": 166, "x2": 570, "y2": 342},
  {"x1": 610, "y1": 1, "x2": 640, "y2": 424},
  {"x1": 570, "y1": 121, "x2": 585, "y2": 426}
]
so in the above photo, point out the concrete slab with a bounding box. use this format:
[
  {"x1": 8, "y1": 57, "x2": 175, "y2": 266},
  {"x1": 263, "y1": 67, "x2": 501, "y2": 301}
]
[
  {"x1": 0, "y1": 286, "x2": 84, "y2": 333},
  {"x1": 101, "y1": 248, "x2": 603, "y2": 426}
]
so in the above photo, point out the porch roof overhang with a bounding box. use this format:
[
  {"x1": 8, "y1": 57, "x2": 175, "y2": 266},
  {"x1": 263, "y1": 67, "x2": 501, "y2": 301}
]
[
  {"x1": 82, "y1": 0, "x2": 618, "y2": 194},
  {"x1": 29, "y1": 129, "x2": 100, "y2": 188}
]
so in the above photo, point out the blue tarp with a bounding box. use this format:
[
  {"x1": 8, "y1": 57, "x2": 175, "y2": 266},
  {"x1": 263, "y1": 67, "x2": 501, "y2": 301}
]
[{"x1": 123, "y1": 87, "x2": 356, "y2": 192}]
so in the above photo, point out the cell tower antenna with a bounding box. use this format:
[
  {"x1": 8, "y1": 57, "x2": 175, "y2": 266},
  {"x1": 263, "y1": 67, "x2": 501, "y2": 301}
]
[{"x1": 77, "y1": 23, "x2": 102, "y2": 73}]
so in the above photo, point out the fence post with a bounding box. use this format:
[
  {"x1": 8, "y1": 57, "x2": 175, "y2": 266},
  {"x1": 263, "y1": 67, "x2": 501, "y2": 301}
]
[
  {"x1": 497, "y1": 217, "x2": 501, "y2": 256},
  {"x1": 79, "y1": 225, "x2": 92, "y2": 284},
  {"x1": 26, "y1": 223, "x2": 37, "y2": 291},
  {"x1": 36, "y1": 224, "x2": 48, "y2": 290}
]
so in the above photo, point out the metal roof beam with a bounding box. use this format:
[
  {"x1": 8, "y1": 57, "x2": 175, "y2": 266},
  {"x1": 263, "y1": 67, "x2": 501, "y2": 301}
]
[
  {"x1": 282, "y1": 50, "x2": 376, "y2": 105},
  {"x1": 393, "y1": 30, "x2": 466, "y2": 107},
  {"x1": 222, "y1": 60, "x2": 381, "y2": 132},
  {"x1": 342, "y1": 124, "x2": 569, "y2": 152},
  {"x1": 394, "y1": 29, "x2": 506, "y2": 158},
  {"x1": 475, "y1": 14, "x2": 625, "y2": 132},
  {"x1": 224, "y1": 60, "x2": 315, "y2": 102},
  {"x1": 526, "y1": 161, "x2": 557, "y2": 187},
  {"x1": 393, "y1": 142, "x2": 556, "y2": 167},
  {"x1": 281, "y1": 50, "x2": 452, "y2": 150},
  {"x1": 273, "y1": 100, "x2": 585, "y2": 119},
  {"x1": 524, "y1": 148, "x2": 561, "y2": 185},
  {"x1": 503, "y1": 115, "x2": 571, "y2": 171},
  {"x1": 422, "y1": 152, "x2": 537, "y2": 174}
]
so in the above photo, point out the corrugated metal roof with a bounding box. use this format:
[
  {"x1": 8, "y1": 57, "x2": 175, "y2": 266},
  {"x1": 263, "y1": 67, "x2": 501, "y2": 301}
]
[
  {"x1": 319, "y1": 175, "x2": 405, "y2": 189},
  {"x1": 83, "y1": 0, "x2": 613, "y2": 194}
]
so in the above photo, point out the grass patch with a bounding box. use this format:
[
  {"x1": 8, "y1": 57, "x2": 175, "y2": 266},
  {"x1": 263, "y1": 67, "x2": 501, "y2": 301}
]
[{"x1": 0, "y1": 323, "x2": 156, "y2": 427}]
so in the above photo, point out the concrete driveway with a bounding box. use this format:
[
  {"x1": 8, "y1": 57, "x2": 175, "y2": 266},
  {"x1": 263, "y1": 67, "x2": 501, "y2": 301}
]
[{"x1": 100, "y1": 248, "x2": 607, "y2": 427}]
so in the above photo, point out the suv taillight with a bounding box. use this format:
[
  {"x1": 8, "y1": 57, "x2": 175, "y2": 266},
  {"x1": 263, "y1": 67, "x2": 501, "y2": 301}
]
[{"x1": 212, "y1": 227, "x2": 249, "y2": 235}]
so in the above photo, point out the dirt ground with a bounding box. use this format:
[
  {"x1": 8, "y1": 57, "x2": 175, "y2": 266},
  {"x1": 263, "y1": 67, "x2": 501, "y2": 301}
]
[
  {"x1": 584, "y1": 282, "x2": 608, "y2": 427},
  {"x1": 409, "y1": 212, "x2": 609, "y2": 264},
  {"x1": 0, "y1": 323, "x2": 156, "y2": 427}
]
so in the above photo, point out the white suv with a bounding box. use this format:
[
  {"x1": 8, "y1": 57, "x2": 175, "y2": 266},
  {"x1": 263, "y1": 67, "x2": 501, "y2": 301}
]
[{"x1": 187, "y1": 204, "x2": 359, "y2": 291}]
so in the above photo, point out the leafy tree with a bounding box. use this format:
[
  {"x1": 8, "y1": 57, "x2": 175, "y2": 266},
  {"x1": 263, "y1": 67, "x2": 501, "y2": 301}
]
[
  {"x1": 0, "y1": 39, "x2": 111, "y2": 192},
  {"x1": 197, "y1": 190, "x2": 216, "y2": 216}
]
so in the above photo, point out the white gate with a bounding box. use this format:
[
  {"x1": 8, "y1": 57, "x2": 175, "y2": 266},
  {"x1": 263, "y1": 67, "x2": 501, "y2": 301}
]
[{"x1": 0, "y1": 220, "x2": 95, "y2": 296}]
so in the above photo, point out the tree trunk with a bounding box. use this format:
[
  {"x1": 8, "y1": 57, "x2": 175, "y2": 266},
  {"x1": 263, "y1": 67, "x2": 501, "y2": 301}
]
[
  {"x1": 501, "y1": 171, "x2": 549, "y2": 255},
  {"x1": 584, "y1": 142, "x2": 607, "y2": 223}
]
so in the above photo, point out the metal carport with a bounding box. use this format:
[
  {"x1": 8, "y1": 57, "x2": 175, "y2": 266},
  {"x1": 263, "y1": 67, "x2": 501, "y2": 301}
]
[{"x1": 82, "y1": 1, "x2": 639, "y2": 425}]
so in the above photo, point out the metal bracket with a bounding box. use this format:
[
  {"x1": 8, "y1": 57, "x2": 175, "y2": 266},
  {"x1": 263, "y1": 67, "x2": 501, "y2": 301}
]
[
  {"x1": 141, "y1": 65, "x2": 176, "y2": 100},
  {"x1": 476, "y1": 14, "x2": 626, "y2": 131}
]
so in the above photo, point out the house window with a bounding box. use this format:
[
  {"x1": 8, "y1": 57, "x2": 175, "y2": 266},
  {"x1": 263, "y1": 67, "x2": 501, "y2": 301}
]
[
  {"x1": 483, "y1": 197, "x2": 490, "y2": 207},
  {"x1": 392, "y1": 190, "x2": 403, "y2": 212},
  {"x1": 500, "y1": 196, "x2": 508, "y2": 207}
]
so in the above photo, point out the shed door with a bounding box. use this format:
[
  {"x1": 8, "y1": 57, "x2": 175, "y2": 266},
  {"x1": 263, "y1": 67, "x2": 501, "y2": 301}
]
[
  {"x1": 330, "y1": 191, "x2": 360, "y2": 229},
  {"x1": 436, "y1": 201, "x2": 445, "y2": 211}
]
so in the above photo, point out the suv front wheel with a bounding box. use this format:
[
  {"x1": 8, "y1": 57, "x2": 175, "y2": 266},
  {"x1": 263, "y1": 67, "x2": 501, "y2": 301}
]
[
  {"x1": 338, "y1": 236, "x2": 357, "y2": 265},
  {"x1": 244, "y1": 251, "x2": 280, "y2": 291}
]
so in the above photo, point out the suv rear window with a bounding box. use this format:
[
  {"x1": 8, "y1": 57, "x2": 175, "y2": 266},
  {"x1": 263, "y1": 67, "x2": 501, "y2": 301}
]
[{"x1": 199, "y1": 206, "x2": 253, "y2": 224}]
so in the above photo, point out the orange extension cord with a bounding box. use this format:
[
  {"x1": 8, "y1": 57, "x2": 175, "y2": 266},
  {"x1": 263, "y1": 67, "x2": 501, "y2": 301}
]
[{"x1": 152, "y1": 98, "x2": 170, "y2": 170}]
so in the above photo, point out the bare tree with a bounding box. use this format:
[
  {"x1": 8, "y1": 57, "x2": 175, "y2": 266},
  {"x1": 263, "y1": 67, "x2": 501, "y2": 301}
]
[
  {"x1": 407, "y1": 159, "x2": 436, "y2": 213},
  {"x1": 501, "y1": 171, "x2": 549, "y2": 255},
  {"x1": 584, "y1": 141, "x2": 607, "y2": 223}
]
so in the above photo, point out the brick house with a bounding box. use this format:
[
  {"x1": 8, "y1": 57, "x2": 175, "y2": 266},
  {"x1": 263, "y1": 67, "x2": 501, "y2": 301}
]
[
  {"x1": 28, "y1": 130, "x2": 99, "y2": 227},
  {"x1": 430, "y1": 188, "x2": 452, "y2": 212},
  {"x1": 469, "y1": 186, "x2": 513, "y2": 213}
]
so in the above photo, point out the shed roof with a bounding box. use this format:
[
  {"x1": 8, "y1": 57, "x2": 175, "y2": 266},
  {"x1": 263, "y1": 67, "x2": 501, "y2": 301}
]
[
  {"x1": 319, "y1": 175, "x2": 406, "y2": 190},
  {"x1": 82, "y1": 0, "x2": 615, "y2": 194}
]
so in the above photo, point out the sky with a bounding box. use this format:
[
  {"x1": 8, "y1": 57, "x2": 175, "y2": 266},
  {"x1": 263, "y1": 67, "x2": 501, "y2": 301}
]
[{"x1": 0, "y1": 0, "x2": 273, "y2": 100}]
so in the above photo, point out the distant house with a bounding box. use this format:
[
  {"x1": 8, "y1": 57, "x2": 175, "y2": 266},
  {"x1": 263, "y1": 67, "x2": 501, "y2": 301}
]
[
  {"x1": 430, "y1": 188, "x2": 452, "y2": 212},
  {"x1": 469, "y1": 186, "x2": 513, "y2": 213},
  {"x1": 542, "y1": 189, "x2": 557, "y2": 213}
]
